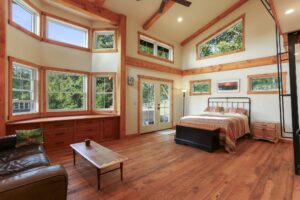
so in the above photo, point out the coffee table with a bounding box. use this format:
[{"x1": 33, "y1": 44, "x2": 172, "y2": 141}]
[{"x1": 70, "y1": 141, "x2": 128, "y2": 190}]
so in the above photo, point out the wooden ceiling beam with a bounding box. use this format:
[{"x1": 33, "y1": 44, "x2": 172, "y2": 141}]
[
  {"x1": 143, "y1": 1, "x2": 175, "y2": 30},
  {"x1": 268, "y1": 0, "x2": 282, "y2": 34},
  {"x1": 180, "y1": 0, "x2": 248, "y2": 46},
  {"x1": 50, "y1": 0, "x2": 120, "y2": 25}
]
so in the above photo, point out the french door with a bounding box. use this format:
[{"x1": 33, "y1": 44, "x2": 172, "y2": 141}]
[{"x1": 139, "y1": 76, "x2": 173, "y2": 134}]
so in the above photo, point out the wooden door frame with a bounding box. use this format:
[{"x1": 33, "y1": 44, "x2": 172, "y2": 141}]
[{"x1": 137, "y1": 75, "x2": 174, "y2": 134}]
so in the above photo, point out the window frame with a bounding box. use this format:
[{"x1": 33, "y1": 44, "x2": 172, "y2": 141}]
[
  {"x1": 92, "y1": 72, "x2": 117, "y2": 114},
  {"x1": 92, "y1": 28, "x2": 118, "y2": 53},
  {"x1": 196, "y1": 14, "x2": 245, "y2": 60},
  {"x1": 247, "y1": 72, "x2": 287, "y2": 94},
  {"x1": 43, "y1": 68, "x2": 91, "y2": 116},
  {"x1": 43, "y1": 12, "x2": 91, "y2": 52},
  {"x1": 189, "y1": 79, "x2": 211, "y2": 96},
  {"x1": 138, "y1": 32, "x2": 174, "y2": 63},
  {"x1": 8, "y1": 57, "x2": 41, "y2": 121},
  {"x1": 8, "y1": 0, "x2": 41, "y2": 40}
]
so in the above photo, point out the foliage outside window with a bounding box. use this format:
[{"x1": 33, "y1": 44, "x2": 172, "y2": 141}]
[
  {"x1": 247, "y1": 72, "x2": 287, "y2": 94},
  {"x1": 94, "y1": 30, "x2": 116, "y2": 51},
  {"x1": 94, "y1": 75, "x2": 115, "y2": 111},
  {"x1": 197, "y1": 16, "x2": 244, "y2": 60},
  {"x1": 142, "y1": 82, "x2": 155, "y2": 126},
  {"x1": 12, "y1": 62, "x2": 38, "y2": 115},
  {"x1": 11, "y1": 0, "x2": 39, "y2": 35},
  {"x1": 160, "y1": 84, "x2": 170, "y2": 123},
  {"x1": 190, "y1": 80, "x2": 211, "y2": 95},
  {"x1": 139, "y1": 33, "x2": 174, "y2": 62},
  {"x1": 47, "y1": 71, "x2": 87, "y2": 111},
  {"x1": 46, "y1": 17, "x2": 88, "y2": 48}
]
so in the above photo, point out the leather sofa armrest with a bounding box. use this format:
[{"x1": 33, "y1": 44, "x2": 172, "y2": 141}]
[
  {"x1": 0, "y1": 165, "x2": 68, "y2": 200},
  {"x1": 0, "y1": 135, "x2": 16, "y2": 151}
]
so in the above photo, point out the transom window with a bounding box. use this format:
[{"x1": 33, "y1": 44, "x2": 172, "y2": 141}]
[
  {"x1": 46, "y1": 17, "x2": 89, "y2": 48},
  {"x1": 12, "y1": 62, "x2": 38, "y2": 115},
  {"x1": 94, "y1": 74, "x2": 115, "y2": 111},
  {"x1": 11, "y1": 0, "x2": 39, "y2": 34},
  {"x1": 196, "y1": 15, "x2": 245, "y2": 60},
  {"x1": 46, "y1": 71, "x2": 88, "y2": 111},
  {"x1": 138, "y1": 32, "x2": 174, "y2": 62},
  {"x1": 93, "y1": 30, "x2": 116, "y2": 51}
]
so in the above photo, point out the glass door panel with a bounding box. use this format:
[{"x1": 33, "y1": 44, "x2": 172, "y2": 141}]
[
  {"x1": 159, "y1": 83, "x2": 170, "y2": 123},
  {"x1": 142, "y1": 82, "x2": 155, "y2": 126}
]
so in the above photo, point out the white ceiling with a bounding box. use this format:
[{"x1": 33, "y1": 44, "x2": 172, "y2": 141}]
[
  {"x1": 273, "y1": 0, "x2": 300, "y2": 33},
  {"x1": 104, "y1": 0, "x2": 239, "y2": 42}
]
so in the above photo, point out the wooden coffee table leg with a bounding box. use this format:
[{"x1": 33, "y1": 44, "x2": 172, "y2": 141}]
[
  {"x1": 97, "y1": 168, "x2": 101, "y2": 190},
  {"x1": 120, "y1": 162, "x2": 123, "y2": 181},
  {"x1": 73, "y1": 150, "x2": 76, "y2": 166}
]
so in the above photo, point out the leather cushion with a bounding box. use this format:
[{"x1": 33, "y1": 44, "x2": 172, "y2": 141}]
[{"x1": 0, "y1": 145, "x2": 45, "y2": 163}]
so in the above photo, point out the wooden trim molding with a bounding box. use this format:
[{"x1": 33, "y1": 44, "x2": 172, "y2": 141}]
[
  {"x1": 143, "y1": 1, "x2": 175, "y2": 30},
  {"x1": 183, "y1": 53, "x2": 289, "y2": 76},
  {"x1": 92, "y1": 28, "x2": 118, "y2": 53},
  {"x1": 247, "y1": 72, "x2": 287, "y2": 94},
  {"x1": 189, "y1": 79, "x2": 212, "y2": 96},
  {"x1": 181, "y1": 0, "x2": 248, "y2": 46},
  {"x1": 138, "y1": 32, "x2": 175, "y2": 64},
  {"x1": 126, "y1": 56, "x2": 182, "y2": 75},
  {"x1": 0, "y1": 0, "x2": 6, "y2": 135},
  {"x1": 196, "y1": 14, "x2": 245, "y2": 60},
  {"x1": 269, "y1": 0, "x2": 282, "y2": 34}
]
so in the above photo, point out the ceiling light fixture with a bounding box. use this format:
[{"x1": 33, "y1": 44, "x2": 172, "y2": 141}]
[
  {"x1": 285, "y1": 9, "x2": 295, "y2": 15},
  {"x1": 177, "y1": 17, "x2": 183, "y2": 23}
]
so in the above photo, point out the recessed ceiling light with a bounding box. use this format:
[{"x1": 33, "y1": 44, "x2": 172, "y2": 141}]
[
  {"x1": 285, "y1": 9, "x2": 295, "y2": 15},
  {"x1": 177, "y1": 17, "x2": 183, "y2": 23}
]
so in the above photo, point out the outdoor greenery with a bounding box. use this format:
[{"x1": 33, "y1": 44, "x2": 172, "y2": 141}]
[
  {"x1": 160, "y1": 84, "x2": 170, "y2": 123},
  {"x1": 140, "y1": 39, "x2": 154, "y2": 55},
  {"x1": 198, "y1": 20, "x2": 243, "y2": 58},
  {"x1": 95, "y1": 76, "x2": 114, "y2": 110},
  {"x1": 47, "y1": 71, "x2": 87, "y2": 110},
  {"x1": 192, "y1": 82, "x2": 210, "y2": 93},
  {"x1": 157, "y1": 45, "x2": 170, "y2": 60},
  {"x1": 251, "y1": 77, "x2": 280, "y2": 91},
  {"x1": 95, "y1": 31, "x2": 115, "y2": 49}
]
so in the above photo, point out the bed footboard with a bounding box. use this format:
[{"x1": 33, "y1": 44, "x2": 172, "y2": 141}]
[{"x1": 175, "y1": 125, "x2": 220, "y2": 152}]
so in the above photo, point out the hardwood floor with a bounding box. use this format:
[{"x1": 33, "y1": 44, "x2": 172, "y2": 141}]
[{"x1": 47, "y1": 132, "x2": 299, "y2": 200}]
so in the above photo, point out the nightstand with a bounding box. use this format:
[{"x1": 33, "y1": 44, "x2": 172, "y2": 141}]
[{"x1": 252, "y1": 121, "x2": 280, "y2": 143}]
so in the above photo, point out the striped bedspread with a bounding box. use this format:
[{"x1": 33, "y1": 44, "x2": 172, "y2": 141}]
[{"x1": 177, "y1": 112, "x2": 250, "y2": 153}]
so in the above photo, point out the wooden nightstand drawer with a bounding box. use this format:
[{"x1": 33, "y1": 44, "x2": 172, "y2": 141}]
[
  {"x1": 252, "y1": 121, "x2": 279, "y2": 143},
  {"x1": 254, "y1": 122, "x2": 276, "y2": 130}
]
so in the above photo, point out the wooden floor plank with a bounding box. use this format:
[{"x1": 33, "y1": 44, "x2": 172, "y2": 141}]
[{"x1": 47, "y1": 132, "x2": 297, "y2": 200}]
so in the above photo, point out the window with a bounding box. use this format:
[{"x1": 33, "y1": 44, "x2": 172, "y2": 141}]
[
  {"x1": 11, "y1": 0, "x2": 40, "y2": 35},
  {"x1": 46, "y1": 71, "x2": 88, "y2": 111},
  {"x1": 94, "y1": 74, "x2": 116, "y2": 111},
  {"x1": 190, "y1": 80, "x2": 211, "y2": 95},
  {"x1": 46, "y1": 16, "x2": 89, "y2": 49},
  {"x1": 196, "y1": 15, "x2": 245, "y2": 60},
  {"x1": 93, "y1": 29, "x2": 117, "y2": 52},
  {"x1": 11, "y1": 62, "x2": 38, "y2": 115},
  {"x1": 247, "y1": 72, "x2": 287, "y2": 94},
  {"x1": 138, "y1": 32, "x2": 174, "y2": 62}
]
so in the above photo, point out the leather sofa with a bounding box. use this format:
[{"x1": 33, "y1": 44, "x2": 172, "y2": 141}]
[{"x1": 0, "y1": 135, "x2": 68, "y2": 200}]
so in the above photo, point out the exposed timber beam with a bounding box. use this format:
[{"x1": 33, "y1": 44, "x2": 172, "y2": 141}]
[
  {"x1": 180, "y1": 0, "x2": 248, "y2": 46},
  {"x1": 268, "y1": 0, "x2": 282, "y2": 34}
]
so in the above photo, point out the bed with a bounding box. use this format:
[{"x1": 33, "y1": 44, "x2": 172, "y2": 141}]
[{"x1": 175, "y1": 97, "x2": 251, "y2": 153}]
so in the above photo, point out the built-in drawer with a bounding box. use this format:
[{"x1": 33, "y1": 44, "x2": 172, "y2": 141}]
[
  {"x1": 44, "y1": 135, "x2": 73, "y2": 149},
  {"x1": 43, "y1": 121, "x2": 74, "y2": 130},
  {"x1": 44, "y1": 128, "x2": 74, "y2": 140},
  {"x1": 76, "y1": 126, "x2": 99, "y2": 135},
  {"x1": 76, "y1": 119, "x2": 100, "y2": 127}
]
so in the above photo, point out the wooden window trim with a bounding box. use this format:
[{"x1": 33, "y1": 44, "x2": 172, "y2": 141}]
[
  {"x1": 138, "y1": 32, "x2": 175, "y2": 64},
  {"x1": 42, "y1": 12, "x2": 91, "y2": 52},
  {"x1": 8, "y1": 57, "x2": 42, "y2": 122},
  {"x1": 196, "y1": 14, "x2": 245, "y2": 61},
  {"x1": 189, "y1": 79, "x2": 211, "y2": 96},
  {"x1": 8, "y1": 0, "x2": 42, "y2": 41},
  {"x1": 91, "y1": 72, "x2": 117, "y2": 114},
  {"x1": 92, "y1": 28, "x2": 118, "y2": 53},
  {"x1": 42, "y1": 67, "x2": 91, "y2": 117},
  {"x1": 247, "y1": 72, "x2": 287, "y2": 94}
]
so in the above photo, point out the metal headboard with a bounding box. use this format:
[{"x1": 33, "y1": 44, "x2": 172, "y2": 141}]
[{"x1": 207, "y1": 97, "x2": 251, "y2": 126}]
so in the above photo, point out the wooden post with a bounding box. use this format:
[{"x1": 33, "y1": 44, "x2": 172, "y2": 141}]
[
  {"x1": 0, "y1": 0, "x2": 7, "y2": 136},
  {"x1": 118, "y1": 15, "x2": 126, "y2": 138}
]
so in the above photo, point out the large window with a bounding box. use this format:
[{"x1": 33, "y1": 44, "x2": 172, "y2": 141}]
[
  {"x1": 11, "y1": 0, "x2": 40, "y2": 35},
  {"x1": 196, "y1": 15, "x2": 245, "y2": 60},
  {"x1": 46, "y1": 71, "x2": 88, "y2": 111},
  {"x1": 11, "y1": 61, "x2": 39, "y2": 115},
  {"x1": 93, "y1": 29, "x2": 117, "y2": 52},
  {"x1": 93, "y1": 74, "x2": 116, "y2": 111},
  {"x1": 46, "y1": 16, "x2": 89, "y2": 49},
  {"x1": 138, "y1": 32, "x2": 174, "y2": 62}
]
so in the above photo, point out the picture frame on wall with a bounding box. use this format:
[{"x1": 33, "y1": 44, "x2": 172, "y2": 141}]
[
  {"x1": 217, "y1": 79, "x2": 240, "y2": 93},
  {"x1": 189, "y1": 79, "x2": 211, "y2": 96}
]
